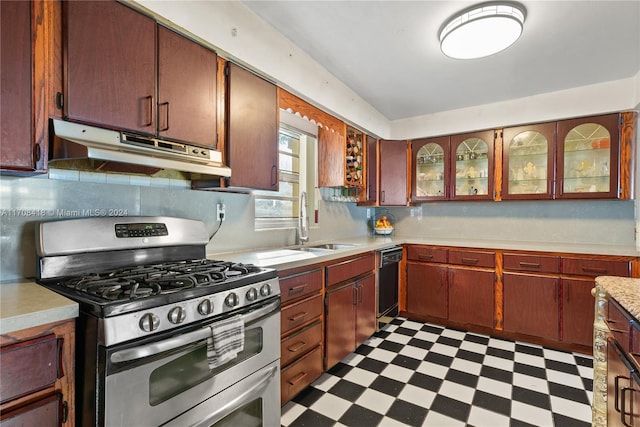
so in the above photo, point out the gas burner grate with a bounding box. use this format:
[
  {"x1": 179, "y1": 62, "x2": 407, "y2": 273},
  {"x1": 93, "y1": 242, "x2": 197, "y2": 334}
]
[{"x1": 55, "y1": 259, "x2": 264, "y2": 301}]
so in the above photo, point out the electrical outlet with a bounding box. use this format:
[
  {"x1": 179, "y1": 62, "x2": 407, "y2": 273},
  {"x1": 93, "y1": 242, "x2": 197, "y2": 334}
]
[
  {"x1": 366, "y1": 208, "x2": 371, "y2": 219},
  {"x1": 217, "y1": 202, "x2": 226, "y2": 222}
]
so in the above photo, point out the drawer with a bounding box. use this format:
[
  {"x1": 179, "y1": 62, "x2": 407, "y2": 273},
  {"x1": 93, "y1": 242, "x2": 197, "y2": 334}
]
[
  {"x1": 279, "y1": 268, "x2": 323, "y2": 304},
  {"x1": 281, "y1": 320, "x2": 322, "y2": 367},
  {"x1": 503, "y1": 253, "x2": 560, "y2": 274},
  {"x1": 407, "y1": 246, "x2": 448, "y2": 263},
  {"x1": 281, "y1": 293, "x2": 323, "y2": 335},
  {"x1": 0, "y1": 392, "x2": 61, "y2": 427},
  {"x1": 0, "y1": 334, "x2": 59, "y2": 404},
  {"x1": 449, "y1": 249, "x2": 495, "y2": 268},
  {"x1": 607, "y1": 298, "x2": 632, "y2": 350},
  {"x1": 326, "y1": 253, "x2": 375, "y2": 287},
  {"x1": 562, "y1": 257, "x2": 630, "y2": 277},
  {"x1": 281, "y1": 345, "x2": 323, "y2": 405}
]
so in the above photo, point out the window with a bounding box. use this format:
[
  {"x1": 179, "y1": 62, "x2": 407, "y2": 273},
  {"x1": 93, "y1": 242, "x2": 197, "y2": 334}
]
[{"x1": 254, "y1": 110, "x2": 317, "y2": 230}]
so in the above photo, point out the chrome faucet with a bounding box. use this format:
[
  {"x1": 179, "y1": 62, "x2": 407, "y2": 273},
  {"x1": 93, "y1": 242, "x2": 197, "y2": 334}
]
[{"x1": 297, "y1": 191, "x2": 309, "y2": 245}]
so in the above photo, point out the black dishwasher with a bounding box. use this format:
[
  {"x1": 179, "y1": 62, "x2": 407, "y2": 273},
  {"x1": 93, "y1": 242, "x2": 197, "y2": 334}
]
[{"x1": 377, "y1": 247, "x2": 402, "y2": 322}]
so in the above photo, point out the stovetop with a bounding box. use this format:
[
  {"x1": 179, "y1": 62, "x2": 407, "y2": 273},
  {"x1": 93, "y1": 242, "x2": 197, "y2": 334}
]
[{"x1": 40, "y1": 258, "x2": 278, "y2": 318}]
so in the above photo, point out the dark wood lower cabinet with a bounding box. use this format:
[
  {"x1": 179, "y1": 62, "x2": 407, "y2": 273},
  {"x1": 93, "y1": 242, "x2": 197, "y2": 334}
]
[
  {"x1": 406, "y1": 262, "x2": 447, "y2": 320},
  {"x1": 448, "y1": 268, "x2": 494, "y2": 328},
  {"x1": 325, "y1": 273, "x2": 376, "y2": 370},
  {"x1": 503, "y1": 272, "x2": 559, "y2": 340},
  {"x1": 562, "y1": 278, "x2": 596, "y2": 346},
  {"x1": 403, "y1": 245, "x2": 637, "y2": 353}
]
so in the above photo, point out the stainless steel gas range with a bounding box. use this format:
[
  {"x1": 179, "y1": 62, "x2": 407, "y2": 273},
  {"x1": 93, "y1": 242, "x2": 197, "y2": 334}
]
[{"x1": 35, "y1": 216, "x2": 281, "y2": 427}]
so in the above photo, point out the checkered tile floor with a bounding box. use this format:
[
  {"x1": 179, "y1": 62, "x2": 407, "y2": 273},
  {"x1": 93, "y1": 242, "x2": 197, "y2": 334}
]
[{"x1": 281, "y1": 317, "x2": 593, "y2": 427}]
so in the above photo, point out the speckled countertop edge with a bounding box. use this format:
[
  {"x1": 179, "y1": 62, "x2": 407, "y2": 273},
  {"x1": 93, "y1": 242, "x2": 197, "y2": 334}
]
[{"x1": 596, "y1": 276, "x2": 640, "y2": 320}]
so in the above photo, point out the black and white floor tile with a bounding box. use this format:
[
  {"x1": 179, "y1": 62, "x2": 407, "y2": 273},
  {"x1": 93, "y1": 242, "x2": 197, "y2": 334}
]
[{"x1": 281, "y1": 317, "x2": 593, "y2": 427}]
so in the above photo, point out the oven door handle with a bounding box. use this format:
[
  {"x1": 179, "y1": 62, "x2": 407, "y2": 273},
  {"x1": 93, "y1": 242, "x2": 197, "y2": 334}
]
[
  {"x1": 191, "y1": 364, "x2": 278, "y2": 427},
  {"x1": 110, "y1": 299, "x2": 280, "y2": 364}
]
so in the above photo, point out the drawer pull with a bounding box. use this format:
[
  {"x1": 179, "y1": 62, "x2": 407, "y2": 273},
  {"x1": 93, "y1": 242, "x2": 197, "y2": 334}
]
[
  {"x1": 289, "y1": 312, "x2": 307, "y2": 323},
  {"x1": 418, "y1": 254, "x2": 434, "y2": 260},
  {"x1": 288, "y1": 284, "x2": 307, "y2": 295},
  {"x1": 519, "y1": 262, "x2": 541, "y2": 268},
  {"x1": 288, "y1": 371, "x2": 308, "y2": 386},
  {"x1": 461, "y1": 257, "x2": 479, "y2": 265},
  {"x1": 582, "y1": 267, "x2": 607, "y2": 274},
  {"x1": 621, "y1": 387, "x2": 635, "y2": 427},
  {"x1": 288, "y1": 341, "x2": 307, "y2": 353}
]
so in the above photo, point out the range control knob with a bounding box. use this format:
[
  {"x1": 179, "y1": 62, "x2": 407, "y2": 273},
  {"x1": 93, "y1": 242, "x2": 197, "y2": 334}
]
[
  {"x1": 246, "y1": 288, "x2": 258, "y2": 301},
  {"x1": 259, "y1": 284, "x2": 272, "y2": 297},
  {"x1": 224, "y1": 292, "x2": 239, "y2": 308},
  {"x1": 139, "y1": 313, "x2": 160, "y2": 332},
  {"x1": 168, "y1": 306, "x2": 186, "y2": 324},
  {"x1": 198, "y1": 299, "x2": 214, "y2": 316}
]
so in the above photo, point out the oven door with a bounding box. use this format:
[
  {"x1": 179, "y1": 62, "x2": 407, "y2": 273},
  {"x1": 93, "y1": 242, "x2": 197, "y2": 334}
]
[
  {"x1": 103, "y1": 298, "x2": 280, "y2": 427},
  {"x1": 163, "y1": 359, "x2": 280, "y2": 427}
]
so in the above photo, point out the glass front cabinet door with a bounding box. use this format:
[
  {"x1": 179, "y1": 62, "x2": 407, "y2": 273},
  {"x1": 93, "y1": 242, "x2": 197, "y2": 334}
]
[
  {"x1": 556, "y1": 113, "x2": 620, "y2": 199},
  {"x1": 502, "y1": 122, "x2": 555, "y2": 200},
  {"x1": 450, "y1": 130, "x2": 494, "y2": 200},
  {"x1": 412, "y1": 136, "x2": 450, "y2": 201}
]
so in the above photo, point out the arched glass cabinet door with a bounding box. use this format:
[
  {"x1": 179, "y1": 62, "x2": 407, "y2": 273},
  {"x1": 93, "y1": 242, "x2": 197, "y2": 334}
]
[
  {"x1": 502, "y1": 123, "x2": 555, "y2": 200},
  {"x1": 557, "y1": 114, "x2": 620, "y2": 199},
  {"x1": 412, "y1": 136, "x2": 449, "y2": 201},
  {"x1": 450, "y1": 130, "x2": 494, "y2": 200}
]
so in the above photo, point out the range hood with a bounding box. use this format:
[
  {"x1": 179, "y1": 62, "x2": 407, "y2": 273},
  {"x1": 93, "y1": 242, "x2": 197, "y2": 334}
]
[{"x1": 50, "y1": 119, "x2": 231, "y2": 177}]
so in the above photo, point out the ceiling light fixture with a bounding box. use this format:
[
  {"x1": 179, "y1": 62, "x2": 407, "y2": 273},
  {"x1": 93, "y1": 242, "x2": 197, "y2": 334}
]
[{"x1": 439, "y1": 2, "x2": 526, "y2": 60}]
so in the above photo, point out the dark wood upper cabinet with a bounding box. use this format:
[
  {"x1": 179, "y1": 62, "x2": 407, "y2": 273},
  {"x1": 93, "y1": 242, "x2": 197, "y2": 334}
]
[
  {"x1": 1, "y1": 0, "x2": 61, "y2": 173},
  {"x1": 158, "y1": 26, "x2": 217, "y2": 147},
  {"x1": 65, "y1": 1, "x2": 217, "y2": 148},
  {"x1": 412, "y1": 136, "x2": 450, "y2": 202},
  {"x1": 318, "y1": 126, "x2": 345, "y2": 188},
  {"x1": 450, "y1": 130, "x2": 495, "y2": 200},
  {"x1": 226, "y1": 63, "x2": 278, "y2": 190},
  {"x1": 501, "y1": 122, "x2": 556, "y2": 200},
  {"x1": 556, "y1": 113, "x2": 623, "y2": 199},
  {"x1": 379, "y1": 139, "x2": 408, "y2": 206},
  {"x1": 65, "y1": 1, "x2": 156, "y2": 134}
]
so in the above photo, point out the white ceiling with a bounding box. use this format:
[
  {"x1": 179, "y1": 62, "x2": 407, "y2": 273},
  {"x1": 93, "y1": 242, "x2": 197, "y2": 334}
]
[{"x1": 241, "y1": 1, "x2": 640, "y2": 121}]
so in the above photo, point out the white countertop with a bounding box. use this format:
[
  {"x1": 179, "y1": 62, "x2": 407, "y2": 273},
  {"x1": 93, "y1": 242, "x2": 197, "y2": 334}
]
[
  {"x1": 209, "y1": 234, "x2": 640, "y2": 271},
  {"x1": 0, "y1": 280, "x2": 79, "y2": 335}
]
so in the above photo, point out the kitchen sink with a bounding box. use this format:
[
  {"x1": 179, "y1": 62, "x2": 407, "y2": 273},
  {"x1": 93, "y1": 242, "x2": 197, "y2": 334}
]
[{"x1": 301, "y1": 243, "x2": 359, "y2": 250}]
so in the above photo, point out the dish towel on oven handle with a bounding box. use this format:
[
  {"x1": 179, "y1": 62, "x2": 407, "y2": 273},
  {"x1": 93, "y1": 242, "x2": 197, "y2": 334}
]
[{"x1": 206, "y1": 315, "x2": 245, "y2": 370}]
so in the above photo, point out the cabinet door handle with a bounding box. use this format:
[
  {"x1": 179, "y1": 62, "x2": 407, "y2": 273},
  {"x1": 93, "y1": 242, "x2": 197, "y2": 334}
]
[
  {"x1": 289, "y1": 312, "x2": 307, "y2": 323},
  {"x1": 159, "y1": 102, "x2": 170, "y2": 131},
  {"x1": 582, "y1": 267, "x2": 607, "y2": 274},
  {"x1": 287, "y1": 341, "x2": 307, "y2": 353},
  {"x1": 353, "y1": 286, "x2": 358, "y2": 305},
  {"x1": 621, "y1": 387, "x2": 635, "y2": 427},
  {"x1": 615, "y1": 375, "x2": 629, "y2": 412},
  {"x1": 288, "y1": 284, "x2": 307, "y2": 296},
  {"x1": 519, "y1": 262, "x2": 541, "y2": 269},
  {"x1": 271, "y1": 165, "x2": 278, "y2": 186},
  {"x1": 381, "y1": 191, "x2": 385, "y2": 203},
  {"x1": 461, "y1": 257, "x2": 479, "y2": 265},
  {"x1": 288, "y1": 371, "x2": 308, "y2": 386},
  {"x1": 142, "y1": 95, "x2": 153, "y2": 126},
  {"x1": 418, "y1": 254, "x2": 434, "y2": 261}
]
